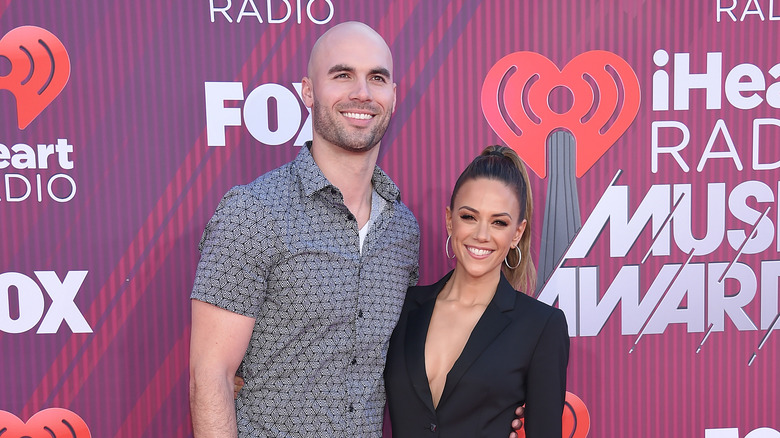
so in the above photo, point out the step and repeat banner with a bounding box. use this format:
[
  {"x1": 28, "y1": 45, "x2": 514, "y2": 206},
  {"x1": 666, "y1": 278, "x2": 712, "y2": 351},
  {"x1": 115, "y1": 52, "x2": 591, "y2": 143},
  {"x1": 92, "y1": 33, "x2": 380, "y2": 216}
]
[{"x1": 1, "y1": 1, "x2": 778, "y2": 437}]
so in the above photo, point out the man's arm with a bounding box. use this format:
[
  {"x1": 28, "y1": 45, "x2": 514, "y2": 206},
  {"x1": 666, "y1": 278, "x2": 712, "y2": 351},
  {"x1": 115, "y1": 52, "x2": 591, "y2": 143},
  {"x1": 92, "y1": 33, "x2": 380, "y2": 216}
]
[{"x1": 190, "y1": 299, "x2": 255, "y2": 438}]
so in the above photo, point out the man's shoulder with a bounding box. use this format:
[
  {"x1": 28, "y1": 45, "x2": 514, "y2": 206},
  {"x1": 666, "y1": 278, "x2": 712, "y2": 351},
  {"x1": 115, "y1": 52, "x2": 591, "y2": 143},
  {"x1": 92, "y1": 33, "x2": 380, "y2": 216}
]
[
  {"x1": 388, "y1": 196, "x2": 417, "y2": 220},
  {"x1": 372, "y1": 165, "x2": 419, "y2": 229},
  {"x1": 226, "y1": 161, "x2": 298, "y2": 203},
  {"x1": 251, "y1": 161, "x2": 295, "y2": 186}
]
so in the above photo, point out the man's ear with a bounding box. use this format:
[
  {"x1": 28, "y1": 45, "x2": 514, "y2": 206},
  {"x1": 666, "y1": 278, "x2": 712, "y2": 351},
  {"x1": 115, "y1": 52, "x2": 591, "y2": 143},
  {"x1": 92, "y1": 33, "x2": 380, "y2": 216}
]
[
  {"x1": 392, "y1": 82, "x2": 397, "y2": 113},
  {"x1": 301, "y1": 77, "x2": 314, "y2": 108}
]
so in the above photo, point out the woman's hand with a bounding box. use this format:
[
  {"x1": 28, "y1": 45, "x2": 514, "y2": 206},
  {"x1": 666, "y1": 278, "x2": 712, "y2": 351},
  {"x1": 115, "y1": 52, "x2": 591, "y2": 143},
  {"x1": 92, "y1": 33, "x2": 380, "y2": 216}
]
[
  {"x1": 234, "y1": 376, "x2": 245, "y2": 399},
  {"x1": 509, "y1": 405, "x2": 525, "y2": 438}
]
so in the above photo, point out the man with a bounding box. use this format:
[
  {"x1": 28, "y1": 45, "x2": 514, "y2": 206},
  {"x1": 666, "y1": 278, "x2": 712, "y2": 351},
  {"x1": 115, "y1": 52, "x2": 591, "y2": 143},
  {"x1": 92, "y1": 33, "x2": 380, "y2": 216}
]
[{"x1": 189, "y1": 21, "x2": 420, "y2": 437}]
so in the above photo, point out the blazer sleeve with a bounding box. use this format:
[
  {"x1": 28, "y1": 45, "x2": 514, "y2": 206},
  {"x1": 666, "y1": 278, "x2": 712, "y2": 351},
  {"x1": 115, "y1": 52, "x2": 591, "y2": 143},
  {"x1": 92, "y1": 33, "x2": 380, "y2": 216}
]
[{"x1": 524, "y1": 307, "x2": 570, "y2": 438}]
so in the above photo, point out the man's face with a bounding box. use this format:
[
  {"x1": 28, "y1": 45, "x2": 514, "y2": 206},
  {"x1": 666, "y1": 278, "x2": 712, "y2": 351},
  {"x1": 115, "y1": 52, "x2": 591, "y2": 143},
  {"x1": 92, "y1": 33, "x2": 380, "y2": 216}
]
[{"x1": 302, "y1": 28, "x2": 396, "y2": 153}]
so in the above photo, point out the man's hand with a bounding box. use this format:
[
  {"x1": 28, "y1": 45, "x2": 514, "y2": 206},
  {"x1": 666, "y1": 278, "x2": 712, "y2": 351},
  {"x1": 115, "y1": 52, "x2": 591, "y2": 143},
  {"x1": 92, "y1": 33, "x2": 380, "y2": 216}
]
[{"x1": 508, "y1": 405, "x2": 526, "y2": 438}]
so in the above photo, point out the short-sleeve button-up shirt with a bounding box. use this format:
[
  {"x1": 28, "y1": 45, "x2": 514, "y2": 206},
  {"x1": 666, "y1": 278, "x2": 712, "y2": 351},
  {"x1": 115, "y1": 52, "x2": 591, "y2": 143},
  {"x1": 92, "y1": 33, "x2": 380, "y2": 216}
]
[{"x1": 191, "y1": 144, "x2": 420, "y2": 437}]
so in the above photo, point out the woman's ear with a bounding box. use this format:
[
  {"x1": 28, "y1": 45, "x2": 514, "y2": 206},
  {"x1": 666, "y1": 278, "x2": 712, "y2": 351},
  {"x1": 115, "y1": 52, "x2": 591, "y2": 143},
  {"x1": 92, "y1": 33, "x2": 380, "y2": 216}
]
[{"x1": 513, "y1": 219, "x2": 527, "y2": 247}]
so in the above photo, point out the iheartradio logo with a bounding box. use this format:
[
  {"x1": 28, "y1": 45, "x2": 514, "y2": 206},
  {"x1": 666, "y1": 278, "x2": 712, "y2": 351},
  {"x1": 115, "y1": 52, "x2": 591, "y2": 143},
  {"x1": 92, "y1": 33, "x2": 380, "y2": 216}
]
[
  {"x1": 515, "y1": 391, "x2": 591, "y2": 438},
  {"x1": 481, "y1": 51, "x2": 641, "y2": 288},
  {"x1": 0, "y1": 26, "x2": 71, "y2": 130},
  {"x1": 0, "y1": 408, "x2": 91, "y2": 437},
  {"x1": 481, "y1": 50, "x2": 640, "y2": 178}
]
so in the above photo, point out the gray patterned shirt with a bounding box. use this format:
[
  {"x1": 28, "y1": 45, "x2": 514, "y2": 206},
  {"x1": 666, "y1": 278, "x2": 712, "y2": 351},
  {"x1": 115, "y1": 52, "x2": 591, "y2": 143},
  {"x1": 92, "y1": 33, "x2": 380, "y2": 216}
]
[{"x1": 191, "y1": 144, "x2": 420, "y2": 437}]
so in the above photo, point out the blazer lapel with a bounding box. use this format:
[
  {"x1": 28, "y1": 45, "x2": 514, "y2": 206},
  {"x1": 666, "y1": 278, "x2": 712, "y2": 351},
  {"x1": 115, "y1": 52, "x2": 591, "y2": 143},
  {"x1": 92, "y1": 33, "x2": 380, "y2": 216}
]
[
  {"x1": 403, "y1": 274, "x2": 451, "y2": 412},
  {"x1": 437, "y1": 274, "x2": 517, "y2": 408}
]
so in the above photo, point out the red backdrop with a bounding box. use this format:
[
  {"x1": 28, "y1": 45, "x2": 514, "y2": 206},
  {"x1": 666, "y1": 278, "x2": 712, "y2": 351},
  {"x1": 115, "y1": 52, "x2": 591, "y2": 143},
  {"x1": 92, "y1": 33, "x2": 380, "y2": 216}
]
[{"x1": 1, "y1": 1, "x2": 778, "y2": 436}]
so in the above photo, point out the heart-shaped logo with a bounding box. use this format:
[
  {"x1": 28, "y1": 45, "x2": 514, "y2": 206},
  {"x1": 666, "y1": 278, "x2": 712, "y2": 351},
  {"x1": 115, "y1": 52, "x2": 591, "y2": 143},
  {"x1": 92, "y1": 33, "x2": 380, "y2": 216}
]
[
  {"x1": 0, "y1": 408, "x2": 91, "y2": 437},
  {"x1": 0, "y1": 26, "x2": 71, "y2": 130},
  {"x1": 513, "y1": 391, "x2": 590, "y2": 438},
  {"x1": 482, "y1": 51, "x2": 640, "y2": 178}
]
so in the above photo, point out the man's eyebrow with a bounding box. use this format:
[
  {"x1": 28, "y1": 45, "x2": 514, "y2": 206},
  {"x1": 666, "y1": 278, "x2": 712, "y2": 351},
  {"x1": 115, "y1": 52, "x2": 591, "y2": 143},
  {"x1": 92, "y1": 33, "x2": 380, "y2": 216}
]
[
  {"x1": 328, "y1": 64, "x2": 354, "y2": 75},
  {"x1": 369, "y1": 67, "x2": 391, "y2": 78},
  {"x1": 326, "y1": 65, "x2": 391, "y2": 79}
]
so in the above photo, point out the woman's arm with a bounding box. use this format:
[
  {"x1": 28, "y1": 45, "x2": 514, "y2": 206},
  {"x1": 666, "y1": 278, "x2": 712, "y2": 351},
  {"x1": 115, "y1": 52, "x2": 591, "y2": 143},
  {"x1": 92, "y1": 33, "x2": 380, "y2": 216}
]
[{"x1": 524, "y1": 309, "x2": 570, "y2": 437}]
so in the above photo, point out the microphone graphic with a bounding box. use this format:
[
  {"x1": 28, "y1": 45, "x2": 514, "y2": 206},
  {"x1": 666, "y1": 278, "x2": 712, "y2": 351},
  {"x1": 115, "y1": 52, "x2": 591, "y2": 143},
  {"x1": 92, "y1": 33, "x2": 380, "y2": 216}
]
[
  {"x1": 0, "y1": 26, "x2": 71, "y2": 129},
  {"x1": 482, "y1": 51, "x2": 641, "y2": 291}
]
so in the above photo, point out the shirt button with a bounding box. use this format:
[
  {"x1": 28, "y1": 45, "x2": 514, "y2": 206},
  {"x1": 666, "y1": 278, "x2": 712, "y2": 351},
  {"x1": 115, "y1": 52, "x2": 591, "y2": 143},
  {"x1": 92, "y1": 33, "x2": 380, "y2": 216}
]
[
  {"x1": 351, "y1": 357, "x2": 357, "y2": 365},
  {"x1": 358, "y1": 310, "x2": 363, "y2": 318},
  {"x1": 429, "y1": 423, "x2": 437, "y2": 432},
  {"x1": 346, "y1": 213, "x2": 355, "y2": 221},
  {"x1": 349, "y1": 404, "x2": 354, "y2": 412}
]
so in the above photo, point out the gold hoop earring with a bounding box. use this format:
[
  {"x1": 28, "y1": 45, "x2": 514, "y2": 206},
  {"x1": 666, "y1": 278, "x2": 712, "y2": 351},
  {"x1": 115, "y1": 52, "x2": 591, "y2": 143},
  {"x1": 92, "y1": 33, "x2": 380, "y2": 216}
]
[
  {"x1": 504, "y1": 246, "x2": 521, "y2": 269},
  {"x1": 445, "y1": 235, "x2": 456, "y2": 259}
]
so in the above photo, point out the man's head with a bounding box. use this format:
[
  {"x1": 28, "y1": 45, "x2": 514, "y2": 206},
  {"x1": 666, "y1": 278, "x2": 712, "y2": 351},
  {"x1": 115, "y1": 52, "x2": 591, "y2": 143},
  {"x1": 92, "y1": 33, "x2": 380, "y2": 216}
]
[{"x1": 301, "y1": 21, "x2": 396, "y2": 153}]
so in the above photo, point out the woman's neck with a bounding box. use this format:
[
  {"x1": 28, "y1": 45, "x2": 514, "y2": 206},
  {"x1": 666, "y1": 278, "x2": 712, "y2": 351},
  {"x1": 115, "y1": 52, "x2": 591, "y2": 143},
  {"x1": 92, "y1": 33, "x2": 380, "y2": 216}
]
[{"x1": 439, "y1": 268, "x2": 501, "y2": 306}]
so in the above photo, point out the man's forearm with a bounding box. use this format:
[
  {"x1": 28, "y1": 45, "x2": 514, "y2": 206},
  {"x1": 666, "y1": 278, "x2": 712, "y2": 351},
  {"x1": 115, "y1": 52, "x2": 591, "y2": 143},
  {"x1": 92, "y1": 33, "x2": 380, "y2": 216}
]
[
  {"x1": 190, "y1": 373, "x2": 239, "y2": 438},
  {"x1": 189, "y1": 300, "x2": 255, "y2": 437}
]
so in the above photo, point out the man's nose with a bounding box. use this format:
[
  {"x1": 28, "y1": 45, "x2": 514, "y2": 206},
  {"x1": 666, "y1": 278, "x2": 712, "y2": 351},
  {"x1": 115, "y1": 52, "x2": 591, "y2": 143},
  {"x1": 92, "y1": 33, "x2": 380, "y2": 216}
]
[{"x1": 349, "y1": 78, "x2": 372, "y2": 101}]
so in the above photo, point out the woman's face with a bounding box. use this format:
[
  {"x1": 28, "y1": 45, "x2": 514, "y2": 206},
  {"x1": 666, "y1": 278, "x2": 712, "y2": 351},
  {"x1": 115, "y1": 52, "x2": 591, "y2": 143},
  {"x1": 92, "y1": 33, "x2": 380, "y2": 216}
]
[{"x1": 446, "y1": 177, "x2": 526, "y2": 281}]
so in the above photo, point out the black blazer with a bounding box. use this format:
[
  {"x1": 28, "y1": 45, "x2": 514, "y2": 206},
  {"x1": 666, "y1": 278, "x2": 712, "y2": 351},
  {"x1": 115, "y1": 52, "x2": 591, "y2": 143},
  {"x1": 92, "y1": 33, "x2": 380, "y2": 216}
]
[{"x1": 384, "y1": 271, "x2": 569, "y2": 438}]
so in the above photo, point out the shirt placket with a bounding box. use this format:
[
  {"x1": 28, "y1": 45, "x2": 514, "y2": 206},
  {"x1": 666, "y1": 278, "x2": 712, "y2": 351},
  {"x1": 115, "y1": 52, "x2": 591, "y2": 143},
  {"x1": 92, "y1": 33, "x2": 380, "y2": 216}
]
[{"x1": 324, "y1": 185, "x2": 364, "y2": 430}]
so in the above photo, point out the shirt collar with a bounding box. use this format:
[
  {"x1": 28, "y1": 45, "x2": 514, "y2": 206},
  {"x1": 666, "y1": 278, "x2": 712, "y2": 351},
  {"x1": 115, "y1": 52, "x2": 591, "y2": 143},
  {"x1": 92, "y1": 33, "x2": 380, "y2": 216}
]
[{"x1": 294, "y1": 141, "x2": 401, "y2": 203}]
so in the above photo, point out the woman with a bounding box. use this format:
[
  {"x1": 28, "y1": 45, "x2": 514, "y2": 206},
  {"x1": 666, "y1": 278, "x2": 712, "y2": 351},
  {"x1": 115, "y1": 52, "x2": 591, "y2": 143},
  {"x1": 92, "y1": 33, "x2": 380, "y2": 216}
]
[{"x1": 384, "y1": 145, "x2": 569, "y2": 437}]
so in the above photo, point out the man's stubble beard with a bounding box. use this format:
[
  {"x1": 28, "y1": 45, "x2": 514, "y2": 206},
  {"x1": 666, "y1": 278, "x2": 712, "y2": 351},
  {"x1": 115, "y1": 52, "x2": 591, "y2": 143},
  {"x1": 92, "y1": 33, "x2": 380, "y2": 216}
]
[{"x1": 311, "y1": 100, "x2": 392, "y2": 153}]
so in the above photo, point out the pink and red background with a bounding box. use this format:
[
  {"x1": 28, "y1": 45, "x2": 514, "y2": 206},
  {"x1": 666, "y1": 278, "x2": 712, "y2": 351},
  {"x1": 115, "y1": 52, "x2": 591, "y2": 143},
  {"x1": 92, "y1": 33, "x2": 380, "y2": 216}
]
[{"x1": 1, "y1": 1, "x2": 778, "y2": 436}]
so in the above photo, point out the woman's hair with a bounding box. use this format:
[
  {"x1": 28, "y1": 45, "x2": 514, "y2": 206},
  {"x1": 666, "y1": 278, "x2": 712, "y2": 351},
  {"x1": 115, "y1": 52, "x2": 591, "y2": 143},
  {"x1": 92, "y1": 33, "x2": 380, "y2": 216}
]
[{"x1": 449, "y1": 145, "x2": 536, "y2": 293}]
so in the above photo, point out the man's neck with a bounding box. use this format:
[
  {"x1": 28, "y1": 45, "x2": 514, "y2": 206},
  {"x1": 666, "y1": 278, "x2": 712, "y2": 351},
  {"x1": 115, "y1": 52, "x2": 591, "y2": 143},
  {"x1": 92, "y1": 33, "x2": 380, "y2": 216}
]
[{"x1": 309, "y1": 140, "x2": 380, "y2": 227}]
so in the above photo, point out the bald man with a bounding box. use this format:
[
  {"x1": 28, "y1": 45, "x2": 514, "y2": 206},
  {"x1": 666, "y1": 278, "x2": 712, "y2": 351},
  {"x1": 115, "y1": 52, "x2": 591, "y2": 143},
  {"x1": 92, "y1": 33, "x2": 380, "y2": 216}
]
[{"x1": 189, "y1": 22, "x2": 420, "y2": 437}]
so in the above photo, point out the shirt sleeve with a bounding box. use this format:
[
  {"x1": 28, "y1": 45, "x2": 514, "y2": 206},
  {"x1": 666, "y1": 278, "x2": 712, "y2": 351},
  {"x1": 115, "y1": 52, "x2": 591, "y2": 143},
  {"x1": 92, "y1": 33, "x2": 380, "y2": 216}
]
[{"x1": 190, "y1": 186, "x2": 274, "y2": 318}]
